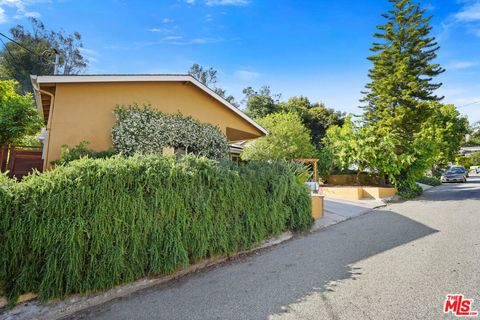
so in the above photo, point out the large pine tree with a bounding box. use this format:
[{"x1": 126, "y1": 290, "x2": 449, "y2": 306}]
[
  {"x1": 359, "y1": 0, "x2": 445, "y2": 189},
  {"x1": 362, "y1": 0, "x2": 444, "y2": 127}
]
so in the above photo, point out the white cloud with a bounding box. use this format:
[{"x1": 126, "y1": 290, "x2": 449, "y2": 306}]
[
  {"x1": 177, "y1": 37, "x2": 222, "y2": 45},
  {"x1": 148, "y1": 28, "x2": 163, "y2": 32},
  {"x1": 185, "y1": 0, "x2": 195, "y2": 4},
  {"x1": 446, "y1": 61, "x2": 478, "y2": 70},
  {"x1": 163, "y1": 35, "x2": 183, "y2": 40},
  {"x1": 148, "y1": 27, "x2": 175, "y2": 33},
  {"x1": 205, "y1": 13, "x2": 213, "y2": 21},
  {"x1": 23, "y1": 10, "x2": 39, "y2": 17},
  {"x1": 140, "y1": 37, "x2": 222, "y2": 46},
  {"x1": 206, "y1": 0, "x2": 250, "y2": 6},
  {"x1": 162, "y1": 17, "x2": 173, "y2": 23},
  {"x1": 0, "y1": 0, "x2": 45, "y2": 22},
  {"x1": 455, "y1": 1, "x2": 480, "y2": 21},
  {"x1": 0, "y1": 7, "x2": 6, "y2": 23},
  {"x1": 79, "y1": 47, "x2": 99, "y2": 63},
  {"x1": 234, "y1": 70, "x2": 260, "y2": 80}
]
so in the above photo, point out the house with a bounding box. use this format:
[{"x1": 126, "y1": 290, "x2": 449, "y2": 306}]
[{"x1": 31, "y1": 74, "x2": 267, "y2": 169}]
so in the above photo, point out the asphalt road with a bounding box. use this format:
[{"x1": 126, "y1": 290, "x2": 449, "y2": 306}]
[{"x1": 68, "y1": 175, "x2": 480, "y2": 320}]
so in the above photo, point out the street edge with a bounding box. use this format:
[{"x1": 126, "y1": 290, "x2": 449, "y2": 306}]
[{"x1": 1, "y1": 205, "x2": 386, "y2": 320}]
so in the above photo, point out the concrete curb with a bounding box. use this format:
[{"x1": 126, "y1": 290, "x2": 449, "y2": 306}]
[
  {"x1": 312, "y1": 204, "x2": 386, "y2": 233},
  {"x1": 1, "y1": 202, "x2": 387, "y2": 320},
  {"x1": 416, "y1": 182, "x2": 434, "y2": 191}
]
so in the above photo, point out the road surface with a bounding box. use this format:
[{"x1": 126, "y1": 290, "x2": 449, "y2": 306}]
[{"x1": 68, "y1": 175, "x2": 480, "y2": 320}]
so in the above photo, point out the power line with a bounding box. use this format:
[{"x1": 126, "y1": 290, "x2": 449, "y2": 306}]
[
  {"x1": 0, "y1": 31, "x2": 54, "y2": 65},
  {"x1": 458, "y1": 101, "x2": 480, "y2": 108},
  {"x1": 0, "y1": 37, "x2": 20, "y2": 67},
  {"x1": 0, "y1": 31, "x2": 43, "y2": 59}
]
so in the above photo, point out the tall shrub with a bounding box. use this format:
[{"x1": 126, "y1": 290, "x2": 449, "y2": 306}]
[
  {"x1": 112, "y1": 105, "x2": 229, "y2": 160},
  {"x1": 0, "y1": 155, "x2": 312, "y2": 304},
  {"x1": 0, "y1": 173, "x2": 14, "y2": 295},
  {"x1": 241, "y1": 112, "x2": 315, "y2": 161},
  {"x1": 0, "y1": 80, "x2": 43, "y2": 145}
]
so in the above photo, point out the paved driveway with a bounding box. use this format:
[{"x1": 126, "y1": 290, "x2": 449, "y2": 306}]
[{"x1": 68, "y1": 175, "x2": 480, "y2": 320}]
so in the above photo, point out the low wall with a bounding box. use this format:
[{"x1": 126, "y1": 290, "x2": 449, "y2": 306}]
[
  {"x1": 324, "y1": 174, "x2": 384, "y2": 186},
  {"x1": 320, "y1": 186, "x2": 396, "y2": 200},
  {"x1": 362, "y1": 187, "x2": 396, "y2": 199},
  {"x1": 311, "y1": 194, "x2": 324, "y2": 220}
]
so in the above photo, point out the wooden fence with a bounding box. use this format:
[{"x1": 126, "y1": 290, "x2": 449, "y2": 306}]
[{"x1": 0, "y1": 145, "x2": 43, "y2": 179}]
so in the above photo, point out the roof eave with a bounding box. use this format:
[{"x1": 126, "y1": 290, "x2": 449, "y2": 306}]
[{"x1": 31, "y1": 74, "x2": 268, "y2": 136}]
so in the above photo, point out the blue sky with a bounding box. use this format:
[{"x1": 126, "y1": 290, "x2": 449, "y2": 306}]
[{"x1": 1, "y1": 0, "x2": 480, "y2": 122}]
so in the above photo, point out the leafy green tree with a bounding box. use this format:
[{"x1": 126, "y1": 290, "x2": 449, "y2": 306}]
[
  {"x1": 244, "y1": 95, "x2": 279, "y2": 119},
  {"x1": 241, "y1": 112, "x2": 315, "y2": 161},
  {"x1": 420, "y1": 103, "x2": 469, "y2": 165},
  {"x1": 322, "y1": 116, "x2": 359, "y2": 174},
  {"x1": 469, "y1": 152, "x2": 480, "y2": 166},
  {"x1": 188, "y1": 63, "x2": 218, "y2": 87},
  {"x1": 187, "y1": 63, "x2": 238, "y2": 107},
  {"x1": 324, "y1": 116, "x2": 415, "y2": 185},
  {"x1": 279, "y1": 96, "x2": 345, "y2": 147},
  {"x1": 0, "y1": 18, "x2": 88, "y2": 93},
  {"x1": 0, "y1": 80, "x2": 42, "y2": 145},
  {"x1": 464, "y1": 121, "x2": 480, "y2": 146},
  {"x1": 359, "y1": 0, "x2": 445, "y2": 188},
  {"x1": 242, "y1": 85, "x2": 281, "y2": 118},
  {"x1": 242, "y1": 86, "x2": 281, "y2": 104}
]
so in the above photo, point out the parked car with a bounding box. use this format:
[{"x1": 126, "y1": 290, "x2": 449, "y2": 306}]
[
  {"x1": 448, "y1": 165, "x2": 468, "y2": 178},
  {"x1": 441, "y1": 167, "x2": 467, "y2": 183}
]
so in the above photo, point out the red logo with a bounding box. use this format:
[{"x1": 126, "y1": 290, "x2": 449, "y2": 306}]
[{"x1": 444, "y1": 294, "x2": 478, "y2": 317}]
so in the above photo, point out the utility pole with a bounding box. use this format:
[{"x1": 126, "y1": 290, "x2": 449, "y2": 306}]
[{"x1": 53, "y1": 48, "x2": 60, "y2": 75}]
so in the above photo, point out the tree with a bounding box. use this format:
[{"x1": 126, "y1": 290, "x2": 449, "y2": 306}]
[
  {"x1": 359, "y1": 0, "x2": 445, "y2": 188},
  {"x1": 279, "y1": 96, "x2": 345, "y2": 147},
  {"x1": 323, "y1": 116, "x2": 417, "y2": 186},
  {"x1": 362, "y1": 0, "x2": 444, "y2": 121},
  {"x1": 0, "y1": 80, "x2": 42, "y2": 145},
  {"x1": 464, "y1": 121, "x2": 480, "y2": 147},
  {"x1": 469, "y1": 152, "x2": 480, "y2": 166},
  {"x1": 188, "y1": 63, "x2": 218, "y2": 87},
  {"x1": 242, "y1": 86, "x2": 281, "y2": 119},
  {"x1": 244, "y1": 95, "x2": 279, "y2": 119},
  {"x1": 241, "y1": 112, "x2": 315, "y2": 161},
  {"x1": 242, "y1": 86, "x2": 281, "y2": 104},
  {"x1": 421, "y1": 103, "x2": 469, "y2": 165},
  {"x1": 0, "y1": 18, "x2": 88, "y2": 93},
  {"x1": 188, "y1": 63, "x2": 238, "y2": 107}
]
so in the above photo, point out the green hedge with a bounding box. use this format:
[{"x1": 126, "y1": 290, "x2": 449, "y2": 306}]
[
  {"x1": 417, "y1": 176, "x2": 441, "y2": 186},
  {"x1": 0, "y1": 155, "x2": 312, "y2": 304},
  {"x1": 397, "y1": 182, "x2": 423, "y2": 199},
  {"x1": 112, "y1": 105, "x2": 229, "y2": 160}
]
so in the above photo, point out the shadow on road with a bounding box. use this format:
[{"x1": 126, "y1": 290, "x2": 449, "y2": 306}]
[
  {"x1": 422, "y1": 181, "x2": 480, "y2": 202},
  {"x1": 68, "y1": 210, "x2": 438, "y2": 320}
]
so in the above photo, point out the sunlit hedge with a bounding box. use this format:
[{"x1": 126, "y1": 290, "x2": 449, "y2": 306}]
[
  {"x1": 112, "y1": 105, "x2": 229, "y2": 159},
  {"x1": 0, "y1": 155, "x2": 312, "y2": 304}
]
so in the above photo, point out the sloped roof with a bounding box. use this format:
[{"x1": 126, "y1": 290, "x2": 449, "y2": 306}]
[{"x1": 30, "y1": 74, "x2": 267, "y2": 135}]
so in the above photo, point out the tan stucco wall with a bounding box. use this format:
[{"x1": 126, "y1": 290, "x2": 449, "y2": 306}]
[
  {"x1": 45, "y1": 81, "x2": 264, "y2": 166},
  {"x1": 320, "y1": 186, "x2": 396, "y2": 200},
  {"x1": 311, "y1": 194, "x2": 324, "y2": 220}
]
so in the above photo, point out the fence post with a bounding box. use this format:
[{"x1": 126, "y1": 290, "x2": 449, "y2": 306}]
[
  {"x1": 0, "y1": 144, "x2": 9, "y2": 173},
  {"x1": 7, "y1": 145, "x2": 15, "y2": 178}
]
